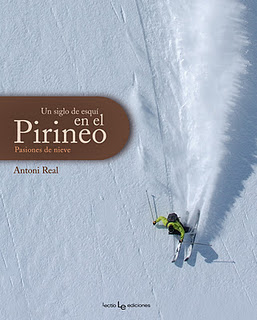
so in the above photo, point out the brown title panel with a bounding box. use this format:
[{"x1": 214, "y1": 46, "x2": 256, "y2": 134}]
[{"x1": 0, "y1": 96, "x2": 130, "y2": 160}]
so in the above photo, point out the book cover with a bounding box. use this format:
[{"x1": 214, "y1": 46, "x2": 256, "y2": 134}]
[{"x1": 0, "y1": 1, "x2": 257, "y2": 319}]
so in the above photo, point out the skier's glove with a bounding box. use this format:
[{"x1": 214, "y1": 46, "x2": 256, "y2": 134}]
[
  {"x1": 179, "y1": 239, "x2": 183, "y2": 243},
  {"x1": 153, "y1": 221, "x2": 156, "y2": 225}
]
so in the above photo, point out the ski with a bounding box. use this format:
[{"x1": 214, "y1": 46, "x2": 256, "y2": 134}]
[
  {"x1": 184, "y1": 210, "x2": 201, "y2": 261},
  {"x1": 172, "y1": 241, "x2": 182, "y2": 263},
  {"x1": 171, "y1": 211, "x2": 189, "y2": 263}
]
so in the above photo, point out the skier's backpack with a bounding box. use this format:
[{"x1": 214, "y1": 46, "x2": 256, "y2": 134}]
[{"x1": 167, "y1": 213, "x2": 178, "y2": 223}]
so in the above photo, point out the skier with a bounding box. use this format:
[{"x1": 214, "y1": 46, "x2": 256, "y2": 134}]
[{"x1": 153, "y1": 213, "x2": 190, "y2": 243}]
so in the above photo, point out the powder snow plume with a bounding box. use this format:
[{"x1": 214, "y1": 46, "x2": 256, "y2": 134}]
[{"x1": 134, "y1": 0, "x2": 248, "y2": 226}]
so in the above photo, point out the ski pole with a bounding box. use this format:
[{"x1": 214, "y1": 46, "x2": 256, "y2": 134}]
[
  {"x1": 194, "y1": 242, "x2": 212, "y2": 247},
  {"x1": 146, "y1": 190, "x2": 154, "y2": 221},
  {"x1": 151, "y1": 194, "x2": 158, "y2": 220},
  {"x1": 184, "y1": 241, "x2": 212, "y2": 247}
]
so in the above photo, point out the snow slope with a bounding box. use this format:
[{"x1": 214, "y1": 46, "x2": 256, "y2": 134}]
[{"x1": 0, "y1": 0, "x2": 257, "y2": 319}]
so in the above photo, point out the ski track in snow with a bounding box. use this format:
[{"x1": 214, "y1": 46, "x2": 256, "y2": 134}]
[
  {"x1": 134, "y1": 0, "x2": 175, "y2": 210},
  {"x1": 110, "y1": 1, "x2": 121, "y2": 22}
]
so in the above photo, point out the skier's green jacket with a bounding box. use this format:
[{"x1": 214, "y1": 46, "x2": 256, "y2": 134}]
[{"x1": 155, "y1": 216, "x2": 185, "y2": 241}]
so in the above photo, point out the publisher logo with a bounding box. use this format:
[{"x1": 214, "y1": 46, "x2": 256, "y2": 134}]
[{"x1": 102, "y1": 301, "x2": 151, "y2": 310}]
